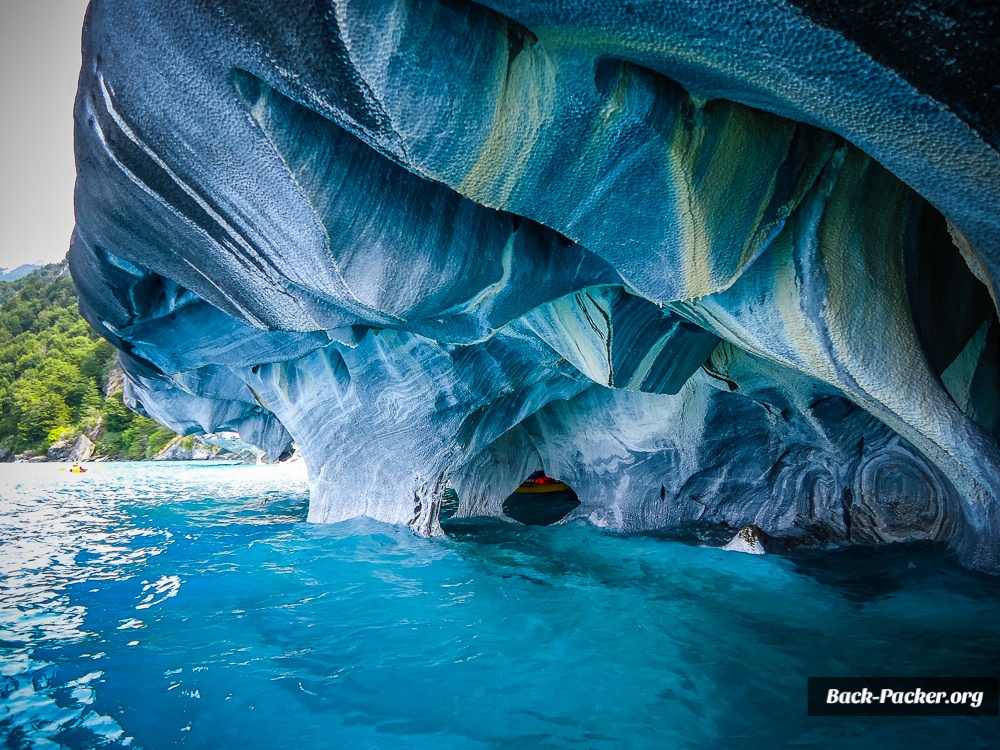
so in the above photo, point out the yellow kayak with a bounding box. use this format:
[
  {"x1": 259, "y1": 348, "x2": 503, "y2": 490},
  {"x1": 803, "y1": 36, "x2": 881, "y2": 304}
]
[{"x1": 514, "y1": 480, "x2": 571, "y2": 494}]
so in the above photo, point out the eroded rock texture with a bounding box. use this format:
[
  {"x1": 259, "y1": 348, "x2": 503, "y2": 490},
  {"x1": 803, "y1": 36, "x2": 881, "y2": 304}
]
[{"x1": 71, "y1": 0, "x2": 1000, "y2": 569}]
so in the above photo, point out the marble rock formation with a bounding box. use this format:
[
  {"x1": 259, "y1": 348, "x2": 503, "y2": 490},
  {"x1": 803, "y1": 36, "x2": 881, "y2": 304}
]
[
  {"x1": 722, "y1": 526, "x2": 769, "y2": 556},
  {"x1": 70, "y1": 0, "x2": 1000, "y2": 569}
]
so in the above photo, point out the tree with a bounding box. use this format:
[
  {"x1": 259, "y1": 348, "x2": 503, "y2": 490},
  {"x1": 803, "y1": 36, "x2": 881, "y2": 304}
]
[{"x1": 0, "y1": 262, "x2": 177, "y2": 457}]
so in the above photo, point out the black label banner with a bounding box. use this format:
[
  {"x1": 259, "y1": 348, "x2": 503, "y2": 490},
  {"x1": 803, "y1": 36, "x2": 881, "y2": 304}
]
[{"x1": 808, "y1": 677, "x2": 1000, "y2": 716}]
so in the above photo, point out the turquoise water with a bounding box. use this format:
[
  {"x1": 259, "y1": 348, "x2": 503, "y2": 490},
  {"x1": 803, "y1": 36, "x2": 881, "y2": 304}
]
[{"x1": 1, "y1": 463, "x2": 999, "y2": 748}]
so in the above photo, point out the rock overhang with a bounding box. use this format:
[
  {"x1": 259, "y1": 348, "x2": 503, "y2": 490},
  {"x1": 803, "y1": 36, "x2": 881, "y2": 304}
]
[{"x1": 70, "y1": 0, "x2": 1000, "y2": 570}]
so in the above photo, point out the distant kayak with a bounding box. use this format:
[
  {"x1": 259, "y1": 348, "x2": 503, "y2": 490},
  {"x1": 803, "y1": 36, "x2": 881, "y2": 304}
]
[
  {"x1": 514, "y1": 469, "x2": 570, "y2": 494},
  {"x1": 504, "y1": 470, "x2": 579, "y2": 525},
  {"x1": 513, "y1": 480, "x2": 571, "y2": 494}
]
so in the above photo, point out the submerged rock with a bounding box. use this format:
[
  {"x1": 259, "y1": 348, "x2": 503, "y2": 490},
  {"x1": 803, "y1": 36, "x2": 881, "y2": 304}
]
[{"x1": 70, "y1": 0, "x2": 1000, "y2": 570}]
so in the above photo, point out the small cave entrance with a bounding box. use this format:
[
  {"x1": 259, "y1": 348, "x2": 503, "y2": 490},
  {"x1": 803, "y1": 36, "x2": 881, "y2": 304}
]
[
  {"x1": 502, "y1": 470, "x2": 580, "y2": 526},
  {"x1": 440, "y1": 485, "x2": 460, "y2": 521}
]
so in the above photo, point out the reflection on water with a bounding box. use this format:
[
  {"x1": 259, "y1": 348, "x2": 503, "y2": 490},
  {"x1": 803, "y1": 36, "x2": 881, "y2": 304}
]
[
  {"x1": 1, "y1": 462, "x2": 999, "y2": 748},
  {"x1": 0, "y1": 462, "x2": 309, "y2": 746}
]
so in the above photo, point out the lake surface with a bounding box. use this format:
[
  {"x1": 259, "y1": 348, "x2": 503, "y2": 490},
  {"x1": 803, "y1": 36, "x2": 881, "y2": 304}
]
[{"x1": 1, "y1": 462, "x2": 998, "y2": 748}]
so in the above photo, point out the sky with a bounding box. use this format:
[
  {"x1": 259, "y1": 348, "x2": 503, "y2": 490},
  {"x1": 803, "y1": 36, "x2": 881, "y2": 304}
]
[{"x1": 0, "y1": 0, "x2": 89, "y2": 269}]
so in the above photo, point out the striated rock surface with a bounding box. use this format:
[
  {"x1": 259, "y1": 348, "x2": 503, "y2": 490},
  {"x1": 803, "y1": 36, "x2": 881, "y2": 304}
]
[{"x1": 70, "y1": 0, "x2": 1000, "y2": 569}]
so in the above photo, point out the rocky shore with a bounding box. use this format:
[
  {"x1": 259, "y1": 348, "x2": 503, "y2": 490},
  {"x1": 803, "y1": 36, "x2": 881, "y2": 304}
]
[{"x1": 0, "y1": 431, "x2": 281, "y2": 464}]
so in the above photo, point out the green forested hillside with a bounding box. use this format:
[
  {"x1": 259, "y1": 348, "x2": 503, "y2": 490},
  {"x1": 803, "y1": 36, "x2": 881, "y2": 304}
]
[{"x1": 0, "y1": 262, "x2": 176, "y2": 458}]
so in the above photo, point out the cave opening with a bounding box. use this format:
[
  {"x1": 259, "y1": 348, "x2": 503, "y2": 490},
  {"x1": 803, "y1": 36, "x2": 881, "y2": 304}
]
[
  {"x1": 439, "y1": 471, "x2": 582, "y2": 527},
  {"x1": 440, "y1": 484, "x2": 460, "y2": 521},
  {"x1": 501, "y1": 470, "x2": 581, "y2": 526}
]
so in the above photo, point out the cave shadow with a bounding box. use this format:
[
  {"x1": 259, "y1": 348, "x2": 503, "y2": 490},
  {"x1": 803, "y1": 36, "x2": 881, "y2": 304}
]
[
  {"x1": 501, "y1": 476, "x2": 580, "y2": 527},
  {"x1": 782, "y1": 541, "x2": 1000, "y2": 603}
]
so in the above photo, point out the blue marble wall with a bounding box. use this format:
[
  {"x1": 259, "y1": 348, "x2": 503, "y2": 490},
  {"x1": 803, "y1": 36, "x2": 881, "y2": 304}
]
[{"x1": 70, "y1": 0, "x2": 1000, "y2": 569}]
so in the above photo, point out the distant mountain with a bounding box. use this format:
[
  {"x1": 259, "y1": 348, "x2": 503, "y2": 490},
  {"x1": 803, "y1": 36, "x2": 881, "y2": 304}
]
[{"x1": 0, "y1": 264, "x2": 43, "y2": 282}]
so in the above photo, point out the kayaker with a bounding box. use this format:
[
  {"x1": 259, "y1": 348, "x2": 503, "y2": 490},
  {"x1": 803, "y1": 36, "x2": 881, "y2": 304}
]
[{"x1": 525, "y1": 469, "x2": 556, "y2": 485}]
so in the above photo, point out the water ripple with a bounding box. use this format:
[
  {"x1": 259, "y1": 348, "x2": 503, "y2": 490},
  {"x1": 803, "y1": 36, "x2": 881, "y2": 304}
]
[{"x1": 1, "y1": 461, "x2": 999, "y2": 748}]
